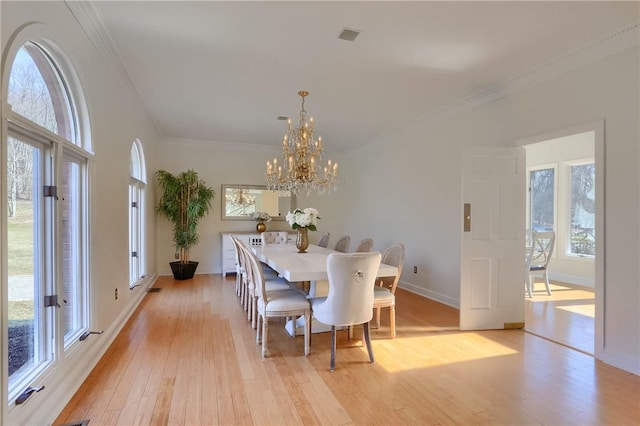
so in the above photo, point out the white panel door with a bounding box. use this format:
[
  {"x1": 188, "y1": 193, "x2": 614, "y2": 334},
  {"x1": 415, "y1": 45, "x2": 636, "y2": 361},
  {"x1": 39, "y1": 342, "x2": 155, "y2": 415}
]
[{"x1": 460, "y1": 146, "x2": 526, "y2": 330}]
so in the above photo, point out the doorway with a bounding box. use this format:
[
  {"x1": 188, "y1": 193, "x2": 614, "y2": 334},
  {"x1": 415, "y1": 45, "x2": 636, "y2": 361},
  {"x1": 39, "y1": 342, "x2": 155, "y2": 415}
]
[{"x1": 523, "y1": 129, "x2": 597, "y2": 355}]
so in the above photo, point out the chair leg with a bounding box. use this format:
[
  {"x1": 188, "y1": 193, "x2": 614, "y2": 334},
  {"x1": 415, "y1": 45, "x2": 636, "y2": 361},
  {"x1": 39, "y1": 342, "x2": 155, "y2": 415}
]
[
  {"x1": 363, "y1": 322, "x2": 375, "y2": 363},
  {"x1": 330, "y1": 326, "x2": 336, "y2": 371},
  {"x1": 374, "y1": 307, "x2": 381, "y2": 329},
  {"x1": 261, "y1": 315, "x2": 269, "y2": 358},
  {"x1": 292, "y1": 315, "x2": 297, "y2": 337},
  {"x1": 242, "y1": 287, "x2": 248, "y2": 311},
  {"x1": 525, "y1": 273, "x2": 532, "y2": 298},
  {"x1": 390, "y1": 305, "x2": 396, "y2": 339},
  {"x1": 256, "y1": 314, "x2": 261, "y2": 345},
  {"x1": 304, "y1": 312, "x2": 310, "y2": 356},
  {"x1": 252, "y1": 297, "x2": 258, "y2": 328},
  {"x1": 543, "y1": 271, "x2": 552, "y2": 295}
]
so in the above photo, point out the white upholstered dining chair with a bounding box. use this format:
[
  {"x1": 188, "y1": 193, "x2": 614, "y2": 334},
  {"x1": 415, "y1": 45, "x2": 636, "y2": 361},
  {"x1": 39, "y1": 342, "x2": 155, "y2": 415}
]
[
  {"x1": 310, "y1": 252, "x2": 382, "y2": 371},
  {"x1": 372, "y1": 243, "x2": 405, "y2": 338},
  {"x1": 354, "y1": 238, "x2": 374, "y2": 253},
  {"x1": 229, "y1": 235, "x2": 245, "y2": 298},
  {"x1": 247, "y1": 246, "x2": 311, "y2": 358},
  {"x1": 261, "y1": 231, "x2": 289, "y2": 245},
  {"x1": 235, "y1": 238, "x2": 290, "y2": 328},
  {"x1": 317, "y1": 232, "x2": 331, "y2": 248},
  {"x1": 333, "y1": 235, "x2": 351, "y2": 253}
]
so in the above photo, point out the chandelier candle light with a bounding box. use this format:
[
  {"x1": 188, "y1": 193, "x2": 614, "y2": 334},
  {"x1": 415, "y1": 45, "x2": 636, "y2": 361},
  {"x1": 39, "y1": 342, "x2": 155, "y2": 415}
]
[{"x1": 266, "y1": 91, "x2": 338, "y2": 195}]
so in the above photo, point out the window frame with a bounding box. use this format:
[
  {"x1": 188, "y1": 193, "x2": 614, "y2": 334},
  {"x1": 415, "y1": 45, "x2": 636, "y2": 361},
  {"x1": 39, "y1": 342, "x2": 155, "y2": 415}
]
[
  {"x1": 526, "y1": 163, "x2": 557, "y2": 232},
  {"x1": 565, "y1": 159, "x2": 596, "y2": 258},
  {"x1": 4, "y1": 129, "x2": 55, "y2": 399},
  {"x1": 60, "y1": 148, "x2": 90, "y2": 347},
  {"x1": 3, "y1": 36, "x2": 92, "y2": 408},
  {"x1": 128, "y1": 139, "x2": 146, "y2": 289}
]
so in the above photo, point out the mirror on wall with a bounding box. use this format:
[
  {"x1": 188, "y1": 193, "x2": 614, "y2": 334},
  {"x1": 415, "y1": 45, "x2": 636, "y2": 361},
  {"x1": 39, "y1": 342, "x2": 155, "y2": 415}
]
[{"x1": 222, "y1": 184, "x2": 295, "y2": 221}]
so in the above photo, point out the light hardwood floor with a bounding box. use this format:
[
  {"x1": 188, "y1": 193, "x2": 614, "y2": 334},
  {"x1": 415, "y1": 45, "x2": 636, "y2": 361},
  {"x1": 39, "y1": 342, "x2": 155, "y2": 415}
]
[
  {"x1": 55, "y1": 274, "x2": 639, "y2": 426},
  {"x1": 525, "y1": 280, "x2": 595, "y2": 355}
]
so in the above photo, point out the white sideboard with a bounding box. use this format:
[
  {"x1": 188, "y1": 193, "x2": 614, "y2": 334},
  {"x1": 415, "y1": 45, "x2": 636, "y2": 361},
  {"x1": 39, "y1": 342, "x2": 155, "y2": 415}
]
[{"x1": 220, "y1": 231, "x2": 294, "y2": 276}]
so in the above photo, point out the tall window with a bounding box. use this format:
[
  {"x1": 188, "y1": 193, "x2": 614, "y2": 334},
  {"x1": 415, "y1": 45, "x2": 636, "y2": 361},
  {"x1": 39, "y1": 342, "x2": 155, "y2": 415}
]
[
  {"x1": 6, "y1": 136, "x2": 48, "y2": 386},
  {"x1": 5, "y1": 41, "x2": 90, "y2": 401},
  {"x1": 570, "y1": 163, "x2": 595, "y2": 256},
  {"x1": 529, "y1": 167, "x2": 555, "y2": 232},
  {"x1": 61, "y1": 153, "x2": 88, "y2": 344},
  {"x1": 129, "y1": 140, "x2": 146, "y2": 288}
]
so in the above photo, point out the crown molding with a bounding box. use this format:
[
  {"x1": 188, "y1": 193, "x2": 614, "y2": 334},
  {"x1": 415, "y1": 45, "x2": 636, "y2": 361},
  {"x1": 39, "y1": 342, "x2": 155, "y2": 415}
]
[
  {"x1": 64, "y1": 0, "x2": 163, "y2": 138},
  {"x1": 417, "y1": 22, "x2": 640, "y2": 129},
  {"x1": 351, "y1": 21, "x2": 639, "y2": 155}
]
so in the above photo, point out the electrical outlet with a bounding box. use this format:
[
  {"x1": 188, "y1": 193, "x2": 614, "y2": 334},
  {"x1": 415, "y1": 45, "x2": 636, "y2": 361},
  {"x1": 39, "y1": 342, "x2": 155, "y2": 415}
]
[
  {"x1": 115, "y1": 288, "x2": 118, "y2": 300},
  {"x1": 174, "y1": 252, "x2": 179, "y2": 259},
  {"x1": 413, "y1": 266, "x2": 417, "y2": 274}
]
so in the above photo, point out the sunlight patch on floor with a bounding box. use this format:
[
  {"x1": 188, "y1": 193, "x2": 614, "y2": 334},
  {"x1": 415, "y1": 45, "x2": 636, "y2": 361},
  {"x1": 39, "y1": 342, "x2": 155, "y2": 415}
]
[
  {"x1": 528, "y1": 283, "x2": 595, "y2": 302},
  {"x1": 556, "y1": 304, "x2": 595, "y2": 317},
  {"x1": 371, "y1": 332, "x2": 519, "y2": 373}
]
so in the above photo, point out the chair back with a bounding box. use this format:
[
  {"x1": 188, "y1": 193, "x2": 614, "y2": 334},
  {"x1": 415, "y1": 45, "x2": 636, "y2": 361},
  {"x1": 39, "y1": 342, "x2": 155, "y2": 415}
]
[
  {"x1": 314, "y1": 252, "x2": 381, "y2": 327},
  {"x1": 378, "y1": 243, "x2": 405, "y2": 294},
  {"x1": 243, "y1": 243, "x2": 267, "y2": 301},
  {"x1": 229, "y1": 236, "x2": 243, "y2": 272},
  {"x1": 261, "y1": 231, "x2": 288, "y2": 245},
  {"x1": 354, "y1": 238, "x2": 374, "y2": 253},
  {"x1": 333, "y1": 235, "x2": 351, "y2": 253},
  {"x1": 530, "y1": 231, "x2": 555, "y2": 270},
  {"x1": 317, "y1": 232, "x2": 331, "y2": 248},
  {"x1": 234, "y1": 238, "x2": 253, "y2": 281}
]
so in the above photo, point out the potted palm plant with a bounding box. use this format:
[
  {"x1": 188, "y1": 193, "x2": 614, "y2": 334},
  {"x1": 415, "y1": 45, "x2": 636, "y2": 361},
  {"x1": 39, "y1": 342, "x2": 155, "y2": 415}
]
[{"x1": 155, "y1": 169, "x2": 215, "y2": 280}]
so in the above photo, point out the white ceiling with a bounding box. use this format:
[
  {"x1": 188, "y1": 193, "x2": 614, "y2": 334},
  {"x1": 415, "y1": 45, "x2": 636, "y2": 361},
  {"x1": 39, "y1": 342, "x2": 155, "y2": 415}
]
[{"x1": 86, "y1": 1, "x2": 638, "y2": 151}]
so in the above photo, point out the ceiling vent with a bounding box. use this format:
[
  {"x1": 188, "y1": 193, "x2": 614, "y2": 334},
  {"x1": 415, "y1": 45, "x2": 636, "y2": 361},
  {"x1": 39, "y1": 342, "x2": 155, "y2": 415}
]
[
  {"x1": 338, "y1": 28, "x2": 360, "y2": 42},
  {"x1": 277, "y1": 116, "x2": 289, "y2": 121}
]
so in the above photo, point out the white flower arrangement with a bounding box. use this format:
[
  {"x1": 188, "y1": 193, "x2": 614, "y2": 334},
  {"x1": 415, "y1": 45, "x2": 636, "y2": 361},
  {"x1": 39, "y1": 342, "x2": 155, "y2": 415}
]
[
  {"x1": 252, "y1": 211, "x2": 272, "y2": 222},
  {"x1": 286, "y1": 207, "x2": 320, "y2": 231}
]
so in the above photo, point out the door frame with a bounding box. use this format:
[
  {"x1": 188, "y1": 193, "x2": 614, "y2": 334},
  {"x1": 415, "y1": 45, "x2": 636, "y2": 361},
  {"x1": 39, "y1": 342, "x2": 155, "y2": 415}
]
[{"x1": 514, "y1": 120, "x2": 604, "y2": 360}]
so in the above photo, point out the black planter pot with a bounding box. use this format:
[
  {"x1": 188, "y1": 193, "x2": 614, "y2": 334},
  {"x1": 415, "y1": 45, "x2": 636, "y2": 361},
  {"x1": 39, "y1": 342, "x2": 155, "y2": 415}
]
[{"x1": 170, "y1": 261, "x2": 199, "y2": 280}]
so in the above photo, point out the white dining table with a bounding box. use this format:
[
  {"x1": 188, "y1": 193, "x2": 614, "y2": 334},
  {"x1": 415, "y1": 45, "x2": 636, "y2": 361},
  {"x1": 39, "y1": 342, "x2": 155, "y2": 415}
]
[
  {"x1": 251, "y1": 243, "x2": 399, "y2": 335},
  {"x1": 251, "y1": 243, "x2": 398, "y2": 284}
]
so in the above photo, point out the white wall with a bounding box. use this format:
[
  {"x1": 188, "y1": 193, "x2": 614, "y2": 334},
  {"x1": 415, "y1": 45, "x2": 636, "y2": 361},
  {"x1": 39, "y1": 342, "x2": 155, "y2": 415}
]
[
  {"x1": 341, "y1": 46, "x2": 640, "y2": 375},
  {"x1": 153, "y1": 138, "x2": 295, "y2": 276},
  {"x1": 526, "y1": 132, "x2": 595, "y2": 287},
  {"x1": 1, "y1": 2, "x2": 160, "y2": 424}
]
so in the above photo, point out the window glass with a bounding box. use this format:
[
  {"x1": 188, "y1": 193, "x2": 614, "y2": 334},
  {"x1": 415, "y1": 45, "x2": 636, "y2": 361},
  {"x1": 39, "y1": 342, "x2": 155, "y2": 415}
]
[
  {"x1": 62, "y1": 154, "x2": 86, "y2": 343},
  {"x1": 7, "y1": 136, "x2": 46, "y2": 387},
  {"x1": 530, "y1": 168, "x2": 555, "y2": 231},
  {"x1": 129, "y1": 141, "x2": 146, "y2": 288},
  {"x1": 7, "y1": 43, "x2": 75, "y2": 142},
  {"x1": 570, "y1": 163, "x2": 595, "y2": 256}
]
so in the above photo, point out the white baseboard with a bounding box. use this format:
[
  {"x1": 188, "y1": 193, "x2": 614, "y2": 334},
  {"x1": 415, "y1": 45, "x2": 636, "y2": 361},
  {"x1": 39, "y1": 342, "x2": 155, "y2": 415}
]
[
  {"x1": 547, "y1": 272, "x2": 594, "y2": 288},
  {"x1": 398, "y1": 280, "x2": 460, "y2": 309}
]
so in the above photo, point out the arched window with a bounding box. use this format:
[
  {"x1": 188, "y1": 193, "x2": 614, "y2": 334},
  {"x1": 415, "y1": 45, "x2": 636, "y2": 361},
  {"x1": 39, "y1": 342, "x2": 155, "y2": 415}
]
[
  {"x1": 4, "y1": 38, "x2": 90, "y2": 403},
  {"x1": 8, "y1": 42, "x2": 79, "y2": 144},
  {"x1": 129, "y1": 139, "x2": 147, "y2": 288}
]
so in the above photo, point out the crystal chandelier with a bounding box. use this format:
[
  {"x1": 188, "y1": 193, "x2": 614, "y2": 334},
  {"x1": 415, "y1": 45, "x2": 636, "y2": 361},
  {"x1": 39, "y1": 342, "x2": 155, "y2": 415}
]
[{"x1": 266, "y1": 91, "x2": 338, "y2": 195}]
